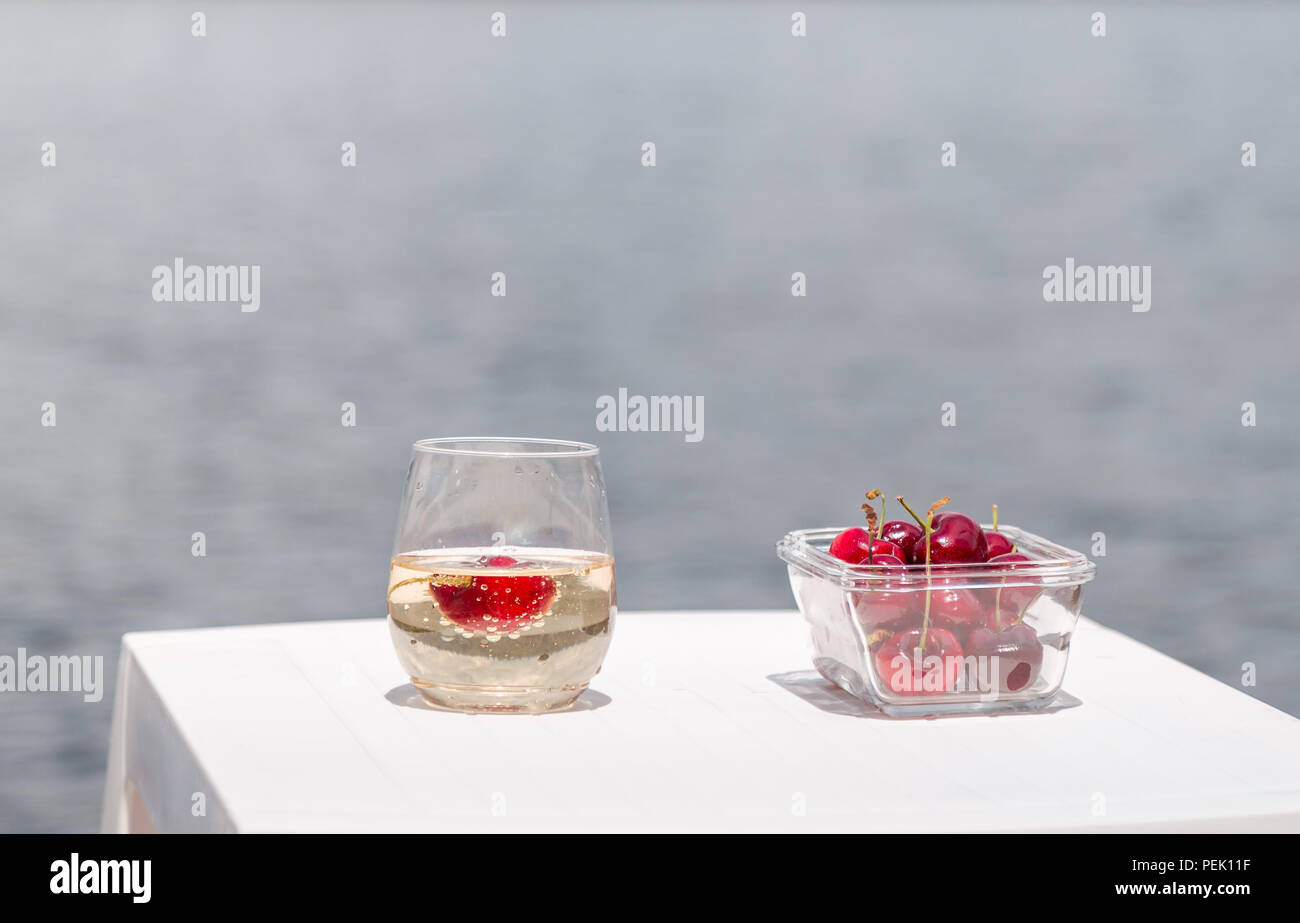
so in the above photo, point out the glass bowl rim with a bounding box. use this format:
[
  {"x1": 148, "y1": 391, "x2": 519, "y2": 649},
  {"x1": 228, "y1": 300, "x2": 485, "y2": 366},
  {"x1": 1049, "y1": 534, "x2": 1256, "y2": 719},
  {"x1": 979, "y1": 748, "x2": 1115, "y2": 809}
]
[
  {"x1": 777, "y1": 524, "x2": 1096, "y2": 585},
  {"x1": 411, "y1": 437, "x2": 600, "y2": 458}
]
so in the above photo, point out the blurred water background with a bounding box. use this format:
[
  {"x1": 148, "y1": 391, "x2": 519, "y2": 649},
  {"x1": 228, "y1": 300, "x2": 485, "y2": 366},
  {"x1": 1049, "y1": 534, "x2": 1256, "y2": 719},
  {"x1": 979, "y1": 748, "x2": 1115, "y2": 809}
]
[{"x1": 2, "y1": 1, "x2": 1298, "y2": 831}]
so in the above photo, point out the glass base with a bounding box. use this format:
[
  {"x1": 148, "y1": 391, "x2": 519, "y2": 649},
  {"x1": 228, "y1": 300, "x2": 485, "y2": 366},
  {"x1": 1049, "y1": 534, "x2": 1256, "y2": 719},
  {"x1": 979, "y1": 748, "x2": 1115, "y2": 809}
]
[
  {"x1": 411, "y1": 677, "x2": 587, "y2": 714},
  {"x1": 872, "y1": 692, "x2": 1060, "y2": 718}
]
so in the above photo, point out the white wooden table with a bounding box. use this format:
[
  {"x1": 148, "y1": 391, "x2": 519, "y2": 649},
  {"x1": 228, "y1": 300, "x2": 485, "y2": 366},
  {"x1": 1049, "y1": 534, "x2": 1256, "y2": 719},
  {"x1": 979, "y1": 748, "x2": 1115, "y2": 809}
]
[{"x1": 101, "y1": 611, "x2": 1300, "y2": 833}]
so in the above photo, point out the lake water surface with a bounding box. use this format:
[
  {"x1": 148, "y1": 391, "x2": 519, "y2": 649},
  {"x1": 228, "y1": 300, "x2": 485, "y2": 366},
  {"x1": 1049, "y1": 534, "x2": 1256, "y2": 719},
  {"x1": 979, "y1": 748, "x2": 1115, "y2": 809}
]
[{"x1": 2, "y1": 2, "x2": 1297, "y2": 831}]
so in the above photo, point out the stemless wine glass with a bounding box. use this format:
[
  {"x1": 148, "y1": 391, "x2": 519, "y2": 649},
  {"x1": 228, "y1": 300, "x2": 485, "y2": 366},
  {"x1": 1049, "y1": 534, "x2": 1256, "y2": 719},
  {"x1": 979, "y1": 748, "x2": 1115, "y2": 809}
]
[{"x1": 387, "y1": 438, "x2": 616, "y2": 713}]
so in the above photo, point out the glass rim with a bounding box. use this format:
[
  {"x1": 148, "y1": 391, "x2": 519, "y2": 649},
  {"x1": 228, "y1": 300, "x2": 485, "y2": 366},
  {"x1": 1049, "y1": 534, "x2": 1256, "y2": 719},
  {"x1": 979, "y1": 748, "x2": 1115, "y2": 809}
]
[{"x1": 411, "y1": 436, "x2": 600, "y2": 458}]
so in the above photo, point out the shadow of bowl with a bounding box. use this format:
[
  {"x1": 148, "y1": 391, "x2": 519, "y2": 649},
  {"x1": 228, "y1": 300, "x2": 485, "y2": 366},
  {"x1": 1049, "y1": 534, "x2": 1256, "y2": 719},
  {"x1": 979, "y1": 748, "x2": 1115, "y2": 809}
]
[
  {"x1": 383, "y1": 683, "x2": 612, "y2": 714},
  {"x1": 767, "y1": 670, "x2": 1082, "y2": 720}
]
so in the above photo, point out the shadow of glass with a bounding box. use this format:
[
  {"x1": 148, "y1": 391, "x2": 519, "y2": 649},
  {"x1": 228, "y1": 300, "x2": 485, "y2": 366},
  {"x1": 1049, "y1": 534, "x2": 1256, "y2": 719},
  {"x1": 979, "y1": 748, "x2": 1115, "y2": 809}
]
[
  {"x1": 767, "y1": 670, "x2": 1082, "y2": 720},
  {"x1": 383, "y1": 684, "x2": 612, "y2": 714}
]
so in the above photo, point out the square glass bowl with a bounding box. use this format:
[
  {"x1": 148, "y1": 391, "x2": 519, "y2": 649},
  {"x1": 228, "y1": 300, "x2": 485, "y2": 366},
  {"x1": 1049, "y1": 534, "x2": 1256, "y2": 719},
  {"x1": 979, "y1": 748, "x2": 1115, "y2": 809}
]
[{"x1": 777, "y1": 526, "x2": 1096, "y2": 716}]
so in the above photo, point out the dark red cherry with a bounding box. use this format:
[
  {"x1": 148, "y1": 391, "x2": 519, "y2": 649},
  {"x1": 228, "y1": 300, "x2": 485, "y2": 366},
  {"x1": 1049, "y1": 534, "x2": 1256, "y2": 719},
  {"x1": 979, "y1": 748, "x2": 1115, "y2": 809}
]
[
  {"x1": 909, "y1": 512, "x2": 989, "y2": 565},
  {"x1": 869, "y1": 540, "x2": 906, "y2": 561},
  {"x1": 874, "y1": 627, "x2": 964, "y2": 695},
  {"x1": 984, "y1": 531, "x2": 1014, "y2": 558},
  {"x1": 964, "y1": 623, "x2": 1044, "y2": 693},
  {"x1": 879, "y1": 521, "x2": 924, "y2": 561}
]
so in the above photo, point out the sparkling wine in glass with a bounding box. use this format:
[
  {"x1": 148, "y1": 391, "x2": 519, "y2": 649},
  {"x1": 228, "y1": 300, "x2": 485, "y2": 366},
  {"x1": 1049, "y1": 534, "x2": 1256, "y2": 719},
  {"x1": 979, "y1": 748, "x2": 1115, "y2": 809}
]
[{"x1": 387, "y1": 438, "x2": 615, "y2": 713}]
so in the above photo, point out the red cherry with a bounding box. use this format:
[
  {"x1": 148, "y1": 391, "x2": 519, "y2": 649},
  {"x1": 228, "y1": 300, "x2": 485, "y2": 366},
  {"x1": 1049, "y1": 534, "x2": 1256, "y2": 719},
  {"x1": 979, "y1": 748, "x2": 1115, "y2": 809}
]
[
  {"x1": 851, "y1": 555, "x2": 917, "y2": 631},
  {"x1": 430, "y1": 554, "x2": 556, "y2": 633},
  {"x1": 964, "y1": 624, "x2": 1044, "y2": 693},
  {"x1": 854, "y1": 589, "x2": 919, "y2": 632},
  {"x1": 879, "y1": 521, "x2": 924, "y2": 561},
  {"x1": 910, "y1": 511, "x2": 989, "y2": 565},
  {"x1": 874, "y1": 627, "x2": 964, "y2": 695},
  {"x1": 829, "y1": 527, "x2": 871, "y2": 563},
  {"x1": 872, "y1": 540, "x2": 906, "y2": 560},
  {"x1": 982, "y1": 606, "x2": 1021, "y2": 631},
  {"x1": 829, "y1": 528, "x2": 904, "y2": 565},
  {"x1": 865, "y1": 553, "x2": 906, "y2": 570},
  {"x1": 984, "y1": 531, "x2": 1014, "y2": 558},
  {"x1": 926, "y1": 577, "x2": 987, "y2": 644},
  {"x1": 983, "y1": 552, "x2": 1042, "y2": 628}
]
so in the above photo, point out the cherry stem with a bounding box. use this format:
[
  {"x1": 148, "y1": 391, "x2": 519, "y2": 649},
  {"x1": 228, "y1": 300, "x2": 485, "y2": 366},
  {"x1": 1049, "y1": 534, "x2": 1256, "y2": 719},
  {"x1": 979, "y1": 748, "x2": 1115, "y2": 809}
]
[
  {"x1": 992, "y1": 503, "x2": 1003, "y2": 630},
  {"x1": 920, "y1": 517, "x2": 930, "y2": 655},
  {"x1": 916, "y1": 498, "x2": 949, "y2": 652},
  {"x1": 919, "y1": 511, "x2": 935, "y2": 652},
  {"x1": 861, "y1": 489, "x2": 881, "y2": 538},
  {"x1": 895, "y1": 495, "x2": 926, "y2": 530}
]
